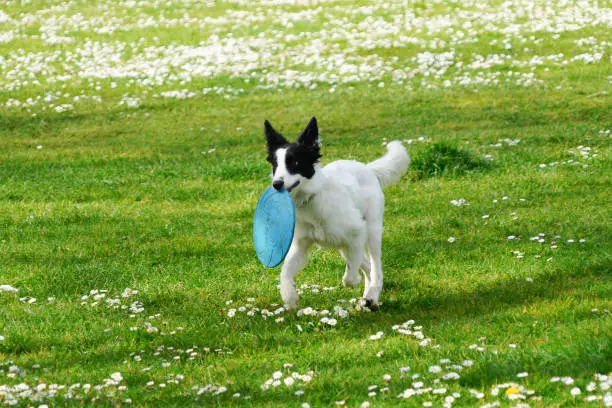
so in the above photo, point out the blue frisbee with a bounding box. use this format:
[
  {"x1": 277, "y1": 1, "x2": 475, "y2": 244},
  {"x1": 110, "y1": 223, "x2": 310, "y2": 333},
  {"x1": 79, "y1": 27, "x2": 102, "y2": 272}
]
[{"x1": 253, "y1": 187, "x2": 296, "y2": 268}]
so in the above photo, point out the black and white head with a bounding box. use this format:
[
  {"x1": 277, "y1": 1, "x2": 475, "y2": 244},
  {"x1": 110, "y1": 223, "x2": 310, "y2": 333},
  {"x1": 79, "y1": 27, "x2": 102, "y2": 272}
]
[{"x1": 264, "y1": 117, "x2": 321, "y2": 194}]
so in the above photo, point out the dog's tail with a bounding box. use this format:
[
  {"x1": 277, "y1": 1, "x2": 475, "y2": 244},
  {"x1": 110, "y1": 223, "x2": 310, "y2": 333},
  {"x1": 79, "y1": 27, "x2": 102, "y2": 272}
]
[{"x1": 367, "y1": 141, "x2": 410, "y2": 188}]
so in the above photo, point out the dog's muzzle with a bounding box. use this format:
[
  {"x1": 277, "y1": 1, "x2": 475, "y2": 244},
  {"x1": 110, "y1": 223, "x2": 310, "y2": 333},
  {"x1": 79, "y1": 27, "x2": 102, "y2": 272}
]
[
  {"x1": 272, "y1": 180, "x2": 284, "y2": 191},
  {"x1": 272, "y1": 180, "x2": 300, "y2": 192}
]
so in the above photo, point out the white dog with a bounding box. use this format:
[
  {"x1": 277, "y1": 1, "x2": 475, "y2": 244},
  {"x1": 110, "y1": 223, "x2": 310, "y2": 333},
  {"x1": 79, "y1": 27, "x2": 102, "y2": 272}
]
[{"x1": 264, "y1": 117, "x2": 410, "y2": 310}]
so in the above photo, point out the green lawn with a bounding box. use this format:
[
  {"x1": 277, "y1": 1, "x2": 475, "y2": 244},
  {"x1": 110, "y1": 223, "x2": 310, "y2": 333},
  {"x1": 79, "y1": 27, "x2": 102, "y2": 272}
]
[{"x1": 1, "y1": 0, "x2": 611, "y2": 407}]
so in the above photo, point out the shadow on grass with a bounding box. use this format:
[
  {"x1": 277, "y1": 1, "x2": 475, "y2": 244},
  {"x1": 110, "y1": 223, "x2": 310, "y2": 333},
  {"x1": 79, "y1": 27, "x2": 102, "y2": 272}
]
[{"x1": 385, "y1": 259, "x2": 610, "y2": 318}]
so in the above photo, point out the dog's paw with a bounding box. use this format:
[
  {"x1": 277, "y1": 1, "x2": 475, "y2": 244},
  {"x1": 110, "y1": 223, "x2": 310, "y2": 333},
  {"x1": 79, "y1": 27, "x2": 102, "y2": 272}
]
[
  {"x1": 280, "y1": 282, "x2": 299, "y2": 310},
  {"x1": 342, "y1": 273, "x2": 362, "y2": 288},
  {"x1": 284, "y1": 301, "x2": 298, "y2": 311},
  {"x1": 283, "y1": 296, "x2": 299, "y2": 311},
  {"x1": 365, "y1": 299, "x2": 380, "y2": 312}
]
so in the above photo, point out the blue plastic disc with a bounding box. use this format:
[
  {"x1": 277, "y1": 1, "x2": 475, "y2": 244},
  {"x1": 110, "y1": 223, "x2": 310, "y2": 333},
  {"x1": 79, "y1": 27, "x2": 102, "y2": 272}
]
[{"x1": 253, "y1": 187, "x2": 296, "y2": 268}]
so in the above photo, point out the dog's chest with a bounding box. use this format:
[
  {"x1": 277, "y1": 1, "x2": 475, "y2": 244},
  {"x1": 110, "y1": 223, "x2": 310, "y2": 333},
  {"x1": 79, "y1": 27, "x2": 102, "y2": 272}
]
[
  {"x1": 297, "y1": 216, "x2": 331, "y2": 245},
  {"x1": 294, "y1": 203, "x2": 362, "y2": 248}
]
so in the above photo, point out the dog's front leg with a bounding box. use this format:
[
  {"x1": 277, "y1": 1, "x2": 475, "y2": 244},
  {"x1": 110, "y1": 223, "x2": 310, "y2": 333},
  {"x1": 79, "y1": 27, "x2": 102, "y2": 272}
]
[{"x1": 280, "y1": 238, "x2": 312, "y2": 310}]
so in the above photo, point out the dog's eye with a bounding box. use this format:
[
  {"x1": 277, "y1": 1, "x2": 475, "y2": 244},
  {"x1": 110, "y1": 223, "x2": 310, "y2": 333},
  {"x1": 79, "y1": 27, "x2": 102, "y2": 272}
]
[{"x1": 287, "y1": 157, "x2": 298, "y2": 167}]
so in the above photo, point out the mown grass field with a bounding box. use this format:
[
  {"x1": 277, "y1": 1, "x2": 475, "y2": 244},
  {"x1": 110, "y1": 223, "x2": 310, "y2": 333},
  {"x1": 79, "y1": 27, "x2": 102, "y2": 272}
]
[{"x1": 1, "y1": 0, "x2": 611, "y2": 406}]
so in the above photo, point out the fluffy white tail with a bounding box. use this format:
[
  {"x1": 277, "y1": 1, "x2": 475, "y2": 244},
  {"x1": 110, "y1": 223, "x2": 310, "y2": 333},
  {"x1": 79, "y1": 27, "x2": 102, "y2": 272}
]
[{"x1": 367, "y1": 141, "x2": 410, "y2": 188}]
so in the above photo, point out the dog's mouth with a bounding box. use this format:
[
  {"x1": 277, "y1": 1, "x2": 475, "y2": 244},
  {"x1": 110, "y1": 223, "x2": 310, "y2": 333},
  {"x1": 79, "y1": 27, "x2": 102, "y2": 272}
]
[{"x1": 286, "y1": 181, "x2": 300, "y2": 193}]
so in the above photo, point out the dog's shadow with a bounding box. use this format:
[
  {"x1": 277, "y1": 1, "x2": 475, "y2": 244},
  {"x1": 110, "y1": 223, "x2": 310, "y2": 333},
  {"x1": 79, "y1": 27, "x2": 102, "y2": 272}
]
[{"x1": 374, "y1": 257, "x2": 608, "y2": 321}]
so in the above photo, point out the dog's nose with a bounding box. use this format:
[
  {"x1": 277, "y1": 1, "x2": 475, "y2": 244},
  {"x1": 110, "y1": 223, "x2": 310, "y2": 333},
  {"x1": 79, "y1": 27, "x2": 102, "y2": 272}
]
[{"x1": 272, "y1": 180, "x2": 284, "y2": 191}]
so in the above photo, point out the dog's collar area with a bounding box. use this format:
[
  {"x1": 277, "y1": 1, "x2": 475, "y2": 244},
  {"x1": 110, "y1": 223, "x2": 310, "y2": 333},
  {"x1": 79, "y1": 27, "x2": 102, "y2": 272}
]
[{"x1": 292, "y1": 191, "x2": 315, "y2": 207}]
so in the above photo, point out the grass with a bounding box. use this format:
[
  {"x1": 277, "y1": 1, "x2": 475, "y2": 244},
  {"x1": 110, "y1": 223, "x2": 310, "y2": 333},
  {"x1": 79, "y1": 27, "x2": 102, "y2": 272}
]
[
  {"x1": 410, "y1": 143, "x2": 490, "y2": 179},
  {"x1": 1, "y1": 1, "x2": 611, "y2": 407}
]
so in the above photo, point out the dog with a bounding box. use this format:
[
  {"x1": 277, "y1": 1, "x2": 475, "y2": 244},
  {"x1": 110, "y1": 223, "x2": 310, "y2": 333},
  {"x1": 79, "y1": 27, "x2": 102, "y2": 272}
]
[{"x1": 264, "y1": 117, "x2": 410, "y2": 310}]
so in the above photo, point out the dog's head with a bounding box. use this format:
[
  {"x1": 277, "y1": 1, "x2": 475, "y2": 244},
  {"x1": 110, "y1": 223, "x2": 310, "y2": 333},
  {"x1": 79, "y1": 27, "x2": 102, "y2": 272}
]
[{"x1": 264, "y1": 117, "x2": 321, "y2": 194}]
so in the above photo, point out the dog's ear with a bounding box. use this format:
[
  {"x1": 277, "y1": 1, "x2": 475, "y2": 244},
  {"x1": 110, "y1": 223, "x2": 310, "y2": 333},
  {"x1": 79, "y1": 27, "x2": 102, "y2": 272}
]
[
  {"x1": 297, "y1": 117, "x2": 319, "y2": 147},
  {"x1": 264, "y1": 120, "x2": 288, "y2": 153}
]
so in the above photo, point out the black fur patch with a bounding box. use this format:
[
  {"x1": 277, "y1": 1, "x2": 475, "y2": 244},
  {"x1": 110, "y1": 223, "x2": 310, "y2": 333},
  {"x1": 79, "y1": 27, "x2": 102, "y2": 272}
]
[
  {"x1": 264, "y1": 117, "x2": 322, "y2": 179},
  {"x1": 264, "y1": 120, "x2": 288, "y2": 175},
  {"x1": 283, "y1": 143, "x2": 320, "y2": 178}
]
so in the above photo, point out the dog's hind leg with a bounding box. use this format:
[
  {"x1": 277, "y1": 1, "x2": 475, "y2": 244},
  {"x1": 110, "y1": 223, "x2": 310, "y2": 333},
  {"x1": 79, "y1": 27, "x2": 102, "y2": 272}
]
[
  {"x1": 359, "y1": 256, "x2": 371, "y2": 292},
  {"x1": 280, "y1": 238, "x2": 312, "y2": 310},
  {"x1": 340, "y1": 250, "x2": 371, "y2": 289},
  {"x1": 363, "y1": 222, "x2": 383, "y2": 311},
  {"x1": 340, "y1": 235, "x2": 366, "y2": 288}
]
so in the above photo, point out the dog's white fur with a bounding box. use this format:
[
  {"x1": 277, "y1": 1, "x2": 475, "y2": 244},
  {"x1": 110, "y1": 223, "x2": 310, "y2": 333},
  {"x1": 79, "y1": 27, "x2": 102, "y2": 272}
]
[{"x1": 273, "y1": 141, "x2": 410, "y2": 310}]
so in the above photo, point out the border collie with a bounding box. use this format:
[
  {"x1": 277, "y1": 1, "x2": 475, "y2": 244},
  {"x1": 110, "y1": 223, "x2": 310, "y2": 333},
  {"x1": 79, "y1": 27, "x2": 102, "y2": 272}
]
[{"x1": 264, "y1": 117, "x2": 410, "y2": 310}]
